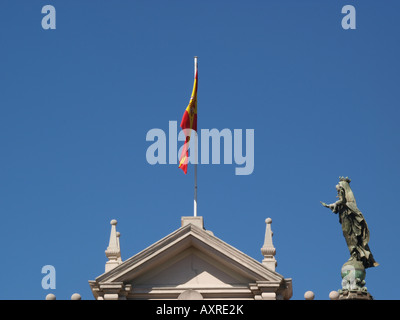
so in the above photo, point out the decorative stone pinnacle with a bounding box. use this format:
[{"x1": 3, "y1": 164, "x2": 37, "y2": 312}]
[
  {"x1": 105, "y1": 219, "x2": 122, "y2": 272},
  {"x1": 261, "y1": 217, "x2": 277, "y2": 271}
]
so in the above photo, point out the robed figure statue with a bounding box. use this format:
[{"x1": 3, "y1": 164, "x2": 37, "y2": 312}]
[{"x1": 321, "y1": 177, "x2": 379, "y2": 269}]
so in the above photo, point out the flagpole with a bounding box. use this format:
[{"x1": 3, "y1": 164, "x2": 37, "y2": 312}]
[{"x1": 194, "y1": 56, "x2": 198, "y2": 217}]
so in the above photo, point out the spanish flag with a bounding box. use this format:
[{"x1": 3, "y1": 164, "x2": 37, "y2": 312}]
[{"x1": 178, "y1": 68, "x2": 198, "y2": 174}]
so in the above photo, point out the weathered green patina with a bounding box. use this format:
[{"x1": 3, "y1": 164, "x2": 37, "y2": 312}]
[
  {"x1": 321, "y1": 177, "x2": 379, "y2": 296},
  {"x1": 321, "y1": 177, "x2": 379, "y2": 269}
]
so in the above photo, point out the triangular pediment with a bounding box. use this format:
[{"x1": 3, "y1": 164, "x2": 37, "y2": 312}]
[
  {"x1": 133, "y1": 246, "x2": 252, "y2": 288},
  {"x1": 95, "y1": 223, "x2": 284, "y2": 285}
]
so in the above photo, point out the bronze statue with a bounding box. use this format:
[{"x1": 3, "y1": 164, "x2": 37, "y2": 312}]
[{"x1": 321, "y1": 177, "x2": 379, "y2": 269}]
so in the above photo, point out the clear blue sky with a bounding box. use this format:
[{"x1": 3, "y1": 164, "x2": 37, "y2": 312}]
[{"x1": 0, "y1": 0, "x2": 399, "y2": 300}]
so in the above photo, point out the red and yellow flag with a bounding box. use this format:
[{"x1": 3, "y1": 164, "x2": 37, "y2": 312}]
[{"x1": 179, "y1": 70, "x2": 198, "y2": 174}]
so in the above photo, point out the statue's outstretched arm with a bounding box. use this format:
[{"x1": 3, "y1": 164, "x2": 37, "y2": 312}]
[
  {"x1": 320, "y1": 201, "x2": 337, "y2": 213},
  {"x1": 321, "y1": 186, "x2": 346, "y2": 213}
]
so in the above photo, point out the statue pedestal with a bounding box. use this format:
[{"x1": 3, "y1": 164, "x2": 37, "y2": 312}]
[
  {"x1": 338, "y1": 259, "x2": 373, "y2": 300},
  {"x1": 339, "y1": 289, "x2": 373, "y2": 300}
]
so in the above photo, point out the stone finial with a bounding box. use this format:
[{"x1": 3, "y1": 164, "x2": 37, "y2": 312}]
[
  {"x1": 261, "y1": 218, "x2": 277, "y2": 271},
  {"x1": 105, "y1": 219, "x2": 122, "y2": 272},
  {"x1": 304, "y1": 291, "x2": 315, "y2": 300},
  {"x1": 329, "y1": 291, "x2": 339, "y2": 300},
  {"x1": 71, "y1": 293, "x2": 81, "y2": 300},
  {"x1": 45, "y1": 293, "x2": 56, "y2": 300}
]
